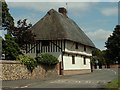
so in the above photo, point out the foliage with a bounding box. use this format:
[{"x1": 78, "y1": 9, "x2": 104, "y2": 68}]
[
  {"x1": 13, "y1": 19, "x2": 35, "y2": 49},
  {"x1": 2, "y1": 1, "x2": 35, "y2": 50},
  {"x1": 105, "y1": 25, "x2": 120, "y2": 64},
  {"x1": 106, "y1": 78, "x2": 120, "y2": 90},
  {"x1": 0, "y1": 37, "x2": 2, "y2": 50},
  {"x1": 92, "y1": 48, "x2": 105, "y2": 65},
  {"x1": 17, "y1": 55, "x2": 37, "y2": 72},
  {"x1": 0, "y1": 37, "x2": 2, "y2": 58},
  {"x1": 35, "y1": 53, "x2": 59, "y2": 66},
  {"x1": 2, "y1": 34, "x2": 21, "y2": 60},
  {"x1": 2, "y1": 1, "x2": 14, "y2": 34}
]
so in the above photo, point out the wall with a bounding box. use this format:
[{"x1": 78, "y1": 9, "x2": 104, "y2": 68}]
[
  {"x1": 62, "y1": 40, "x2": 92, "y2": 75},
  {"x1": 110, "y1": 64, "x2": 120, "y2": 68},
  {"x1": 63, "y1": 69, "x2": 91, "y2": 75},
  {"x1": 0, "y1": 60, "x2": 59, "y2": 80},
  {"x1": 65, "y1": 40, "x2": 92, "y2": 56},
  {"x1": 63, "y1": 54, "x2": 91, "y2": 70}
]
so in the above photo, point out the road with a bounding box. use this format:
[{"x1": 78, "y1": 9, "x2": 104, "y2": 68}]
[
  {"x1": 2, "y1": 68, "x2": 119, "y2": 89},
  {"x1": 27, "y1": 68, "x2": 118, "y2": 88}
]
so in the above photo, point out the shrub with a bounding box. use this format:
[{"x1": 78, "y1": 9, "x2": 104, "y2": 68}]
[
  {"x1": 35, "y1": 53, "x2": 59, "y2": 66},
  {"x1": 17, "y1": 55, "x2": 37, "y2": 72}
]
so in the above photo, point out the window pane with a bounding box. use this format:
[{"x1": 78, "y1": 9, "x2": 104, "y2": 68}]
[
  {"x1": 84, "y1": 45, "x2": 86, "y2": 51},
  {"x1": 75, "y1": 43, "x2": 78, "y2": 49},
  {"x1": 42, "y1": 40, "x2": 49, "y2": 46},
  {"x1": 72, "y1": 56, "x2": 75, "y2": 64},
  {"x1": 84, "y1": 57, "x2": 86, "y2": 65}
]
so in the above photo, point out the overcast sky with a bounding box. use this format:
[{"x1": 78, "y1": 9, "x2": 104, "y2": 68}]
[{"x1": 0, "y1": 0, "x2": 119, "y2": 50}]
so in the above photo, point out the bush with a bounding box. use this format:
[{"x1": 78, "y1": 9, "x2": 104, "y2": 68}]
[
  {"x1": 17, "y1": 55, "x2": 37, "y2": 72},
  {"x1": 35, "y1": 53, "x2": 59, "y2": 66}
]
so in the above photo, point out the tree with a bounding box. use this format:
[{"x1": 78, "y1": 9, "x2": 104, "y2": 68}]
[
  {"x1": 2, "y1": 34, "x2": 21, "y2": 60},
  {"x1": 105, "y1": 25, "x2": 120, "y2": 64},
  {"x1": 0, "y1": 37, "x2": 2, "y2": 59},
  {"x1": 92, "y1": 48, "x2": 106, "y2": 69},
  {"x1": 2, "y1": 1, "x2": 14, "y2": 34},
  {"x1": 13, "y1": 19, "x2": 35, "y2": 49}
]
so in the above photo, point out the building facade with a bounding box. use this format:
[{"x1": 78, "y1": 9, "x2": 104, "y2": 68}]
[{"x1": 24, "y1": 7, "x2": 95, "y2": 75}]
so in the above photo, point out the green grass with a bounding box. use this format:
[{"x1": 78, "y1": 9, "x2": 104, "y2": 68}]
[{"x1": 106, "y1": 78, "x2": 120, "y2": 90}]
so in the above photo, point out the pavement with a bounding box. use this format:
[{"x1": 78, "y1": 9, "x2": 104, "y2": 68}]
[{"x1": 1, "y1": 68, "x2": 119, "y2": 89}]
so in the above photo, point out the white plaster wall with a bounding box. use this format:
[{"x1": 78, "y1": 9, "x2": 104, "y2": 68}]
[
  {"x1": 80, "y1": 57, "x2": 91, "y2": 69},
  {"x1": 63, "y1": 54, "x2": 91, "y2": 70},
  {"x1": 25, "y1": 53, "x2": 36, "y2": 58},
  {"x1": 65, "y1": 40, "x2": 92, "y2": 56}
]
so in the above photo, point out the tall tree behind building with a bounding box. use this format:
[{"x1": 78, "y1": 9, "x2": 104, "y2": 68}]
[{"x1": 105, "y1": 25, "x2": 120, "y2": 64}]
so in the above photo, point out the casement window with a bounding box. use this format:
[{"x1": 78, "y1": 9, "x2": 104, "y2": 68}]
[
  {"x1": 42, "y1": 40, "x2": 49, "y2": 46},
  {"x1": 75, "y1": 42, "x2": 78, "y2": 49},
  {"x1": 83, "y1": 57, "x2": 86, "y2": 65},
  {"x1": 84, "y1": 45, "x2": 86, "y2": 51},
  {"x1": 72, "y1": 56, "x2": 75, "y2": 64}
]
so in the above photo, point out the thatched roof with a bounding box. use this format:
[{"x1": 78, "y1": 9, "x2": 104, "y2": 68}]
[{"x1": 31, "y1": 9, "x2": 95, "y2": 47}]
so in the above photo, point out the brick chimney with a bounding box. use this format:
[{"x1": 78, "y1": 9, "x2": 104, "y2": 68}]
[{"x1": 58, "y1": 7, "x2": 67, "y2": 17}]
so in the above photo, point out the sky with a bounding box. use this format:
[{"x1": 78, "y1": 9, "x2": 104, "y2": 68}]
[{"x1": 0, "y1": 0, "x2": 119, "y2": 50}]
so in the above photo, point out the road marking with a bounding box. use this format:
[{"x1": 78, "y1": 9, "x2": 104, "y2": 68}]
[
  {"x1": 105, "y1": 69, "x2": 117, "y2": 75},
  {"x1": 20, "y1": 85, "x2": 28, "y2": 88},
  {"x1": 111, "y1": 70, "x2": 117, "y2": 75}
]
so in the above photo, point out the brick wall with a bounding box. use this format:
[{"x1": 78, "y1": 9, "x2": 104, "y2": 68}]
[
  {"x1": 63, "y1": 69, "x2": 91, "y2": 75},
  {"x1": 110, "y1": 64, "x2": 120, "y2": 68},
  {"x1": 0, "y1": 60, "x2": 59, "y2": 80}
]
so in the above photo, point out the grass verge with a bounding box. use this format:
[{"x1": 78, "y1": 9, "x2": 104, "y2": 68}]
[{"x1": 106, "y1": 78, "x2": 120, "y2": 90}]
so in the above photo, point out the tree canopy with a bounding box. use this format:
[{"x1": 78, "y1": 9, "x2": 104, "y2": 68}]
[
  {"x1": 2, "y1": 34, "x2": 21, "y2": 60},
  {"x1": 2, "y1": 1, "x2": 14, "y2": 33},
  {"x1": 0, "y1": 37, "x2": 2, "y2": 59},
  {"x1": 13, "y1": 19, "x2": 35, "y2": 49},
  {"x1": 105, "y1": 25, "x2": 120, "y2": 64}
]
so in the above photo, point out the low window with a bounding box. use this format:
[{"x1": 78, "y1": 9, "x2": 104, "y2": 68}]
[
  {"x1": 75, "y1": 43, "x2": 78, "y2": 49},
  {"x1": 42, "y1": 40, "x2": 49, "y2": 46},
  {"x1": 72, "y1": 56, "x2": 75, "y2": 64},
  {"x1": 84, "y1": 45, "x2": 86, "y2": 51},
  {"x1": 83, "y1": 57, "x2": 86, "y2": 65}
]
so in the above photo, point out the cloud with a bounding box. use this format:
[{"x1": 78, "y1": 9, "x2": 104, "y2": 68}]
[
  {"x1": 7, "y1": 2, "x2": 98, "y2": 13},
  {"x1": 5, "y1": 0, "x2": 119, "y2": 2},
  {"x1": 86, "y1": 29, "x2": 112, "y2": 41},
  {"x1": 13, "y1": 13, "x2": 39, "y2": 26},
  {"x1": 101, "y1": 7, "x2": 118, "y2": 16},
  {"x1": 86, "y1": 29, "x2": 112, "y2": 50}
]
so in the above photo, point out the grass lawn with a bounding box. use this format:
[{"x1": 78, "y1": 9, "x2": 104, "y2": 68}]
[{"x1": 106, "y1": 78, "x2": 120, "y2": 90}]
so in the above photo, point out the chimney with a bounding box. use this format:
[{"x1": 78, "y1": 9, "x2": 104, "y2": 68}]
[{"x1": 58, "y1": 7, "x2": 67, "y2": 17}]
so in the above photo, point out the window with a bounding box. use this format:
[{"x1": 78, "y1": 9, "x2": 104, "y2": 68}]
[
  {"x1": 72, "y1": 56, "x2": 75, "y2": 64},
  {"x1": 75, "y1": 43, "x2": 78, "y2": 49},
  {"x1": 84, "y1": 45, "x2": 86, "y2": 51},
  {"x1": 42, "y1": 40, "x2": 49, "y2": 46},
  {"x1": 83, "y1": 57, "x2": 86, "y2": 65}
]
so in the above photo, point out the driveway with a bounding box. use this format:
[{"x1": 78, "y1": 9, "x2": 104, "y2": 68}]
[{"x1": 2, "y1": 68, "x2": 119, "y2": 89}]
